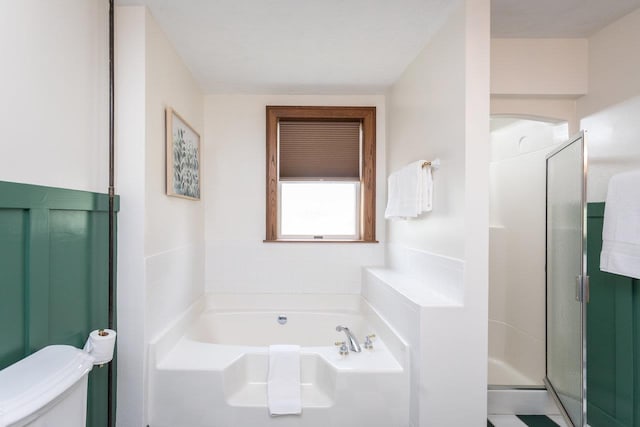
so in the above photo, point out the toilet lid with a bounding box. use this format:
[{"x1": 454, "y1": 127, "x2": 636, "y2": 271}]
[{"x1": 0, "y1": 345, "x2": 94, "y2": 426}]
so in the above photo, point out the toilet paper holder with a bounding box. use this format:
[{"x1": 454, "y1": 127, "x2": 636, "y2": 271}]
[{"x1": 84, "y1": 328, "x2": 117, "y2": 368}]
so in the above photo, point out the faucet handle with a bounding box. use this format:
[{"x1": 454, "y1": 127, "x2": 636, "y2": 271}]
[
  {"x1": 364, "y1": 334, "x2": 376, "y2": 350},
  {"x1": 334, "y1": 341, "x2": 349, "y2": 356}
]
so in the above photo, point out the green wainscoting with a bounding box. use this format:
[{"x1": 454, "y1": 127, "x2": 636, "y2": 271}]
[
  {"x1": 0, "y1": 181, "x2": 118, "y2": 427},
  {"x1": 587, "y1": 202, "x2": 639, "y2": 427}
]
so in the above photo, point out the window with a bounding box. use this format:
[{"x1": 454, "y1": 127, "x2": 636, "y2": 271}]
[{"x1": 265, "y1": 106, "x2": 376, "y2": 242}]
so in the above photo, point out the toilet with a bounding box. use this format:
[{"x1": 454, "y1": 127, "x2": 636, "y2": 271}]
[{"x1": 0, "y1": 345, "x2": 95, "y2": 427}]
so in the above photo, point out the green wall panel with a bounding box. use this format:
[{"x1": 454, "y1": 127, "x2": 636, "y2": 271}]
[
  {"x1": 0, "y1": 181, "x2": 118, "y2": 427},
  {"x1": 49, "y1": 210, "x2": 92, "y2": 345},
  {"x1": 587, "y1": 202, "x2": 639, "y2": 427},
  {"x1": 0, "y1": 209, "x2": 26, "y2": 368}
]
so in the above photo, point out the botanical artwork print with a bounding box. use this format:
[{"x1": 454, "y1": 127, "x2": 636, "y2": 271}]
[{"x1": 171, "y1": 114, "x2": 200, "y2": 199}]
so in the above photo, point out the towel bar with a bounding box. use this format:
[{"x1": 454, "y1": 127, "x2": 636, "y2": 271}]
[{"x1": 422, "y1": 158, "x2": 441, "y2": 168}]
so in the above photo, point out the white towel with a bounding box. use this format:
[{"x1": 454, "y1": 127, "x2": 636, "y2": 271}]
[
  {"x1": 420, "y1": 164, "x2": 433, "y2": 213},
  {"x1": 385, "y1": 160, "x2": 433, "y2": 219},
  {"x1": 600, "y1": 170, "x2": 640, "y2": 279},
  {"x1": 267, "y1": 345, "x2": 301, "y2": 416}
]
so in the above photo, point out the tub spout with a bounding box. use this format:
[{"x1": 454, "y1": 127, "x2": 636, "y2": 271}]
[{"x1": 336, "y1": 325, "x2": 361, "y2": 352}]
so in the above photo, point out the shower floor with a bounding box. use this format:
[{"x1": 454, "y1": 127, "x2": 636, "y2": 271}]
[{"x1": 488, "y1": 357, "x2": 541, "y2": 386}]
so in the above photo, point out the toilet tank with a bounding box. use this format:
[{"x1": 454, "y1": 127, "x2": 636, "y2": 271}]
[{"x1": 0, "y1": 345, "x2": 95, "y2": 427}]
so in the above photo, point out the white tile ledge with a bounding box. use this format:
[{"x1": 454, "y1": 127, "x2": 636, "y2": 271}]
[{"x1": 365, "y1": 267, "x2": 462, "y2": 307}]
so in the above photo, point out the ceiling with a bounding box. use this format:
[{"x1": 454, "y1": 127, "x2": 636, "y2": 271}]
[
  {"x1": 492, "y1": 0, "x2": 640, "y2": 38},
  {"x1": 117, "y1": 0, "x2": 640, "y2": 94},
  {"x1": 117, "y1": 0, "x2": 456, "y2": 94}
]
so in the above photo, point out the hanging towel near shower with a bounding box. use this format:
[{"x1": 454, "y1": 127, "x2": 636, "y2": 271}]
[
  {"x1": 600, "y1": 170, "x2": 640, "y2": 279},
  {"x1": 385, "y1": 160, "x2": 433, "y2": 219},
  {"x1": 267, "y1": 344, "x2": 302, "y2": 416}
]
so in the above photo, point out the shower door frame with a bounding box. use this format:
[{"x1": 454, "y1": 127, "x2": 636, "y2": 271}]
[{"x1": 544, "y1": 132, "x2": 588, "y2": 427}]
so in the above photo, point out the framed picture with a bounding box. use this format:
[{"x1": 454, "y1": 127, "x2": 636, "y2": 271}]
[{"x1": 166, "y1": 108, "x2": 201, "y2": 200}]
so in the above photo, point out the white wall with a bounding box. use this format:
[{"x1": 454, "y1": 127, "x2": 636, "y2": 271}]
[
  {"x1": 491, "y1": 39, "x2": 588, "y2": 97},
  {"x1": 489, "y1": 37, "x2": 590, "y2": 135},
  {"x1": 383, "y1": 0, "x2": 490, "y2": 425},
  {"x1": 490, "y1": 38, "x2": 589, "y2": 135},
  {"x1": 115, "y1": 7, "x2": 147, "y2": 427},
  {"x1": 386, "y1": 6, "x2": 466, "y2": 260},
  {"x1": 460, "y1": 0, "x2": 490, "y2": 422},
  {"x1": 0, "y1": 0, "x2": 109, "y2": 192},
  {"x1": 144, "y1": 7, "x2": 205, "y2": 343},
  {"x1": 203, "y1": 94, "x2": 385, "y2": 294},
  {"x1": 581, "y1": 97, "x2": 640, "y2": 202},
  {"x1": 577, "y1": 8, "x2": 640, "y2": 118},
  {"x1": 116, "y1": 7, "x2": 205, "y2": 426}
]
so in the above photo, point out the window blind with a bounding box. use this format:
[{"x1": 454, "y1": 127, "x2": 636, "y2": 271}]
[{"x1": 278, "y1": 120, "x2": 361, "y2": 180}]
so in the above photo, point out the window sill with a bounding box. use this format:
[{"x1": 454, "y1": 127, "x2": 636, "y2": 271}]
[{"x1": 263, "y1": 239, "x2": 379, "y2": 243}]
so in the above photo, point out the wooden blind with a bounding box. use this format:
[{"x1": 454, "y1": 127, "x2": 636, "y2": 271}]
[{"x1": 279, "y1": 120, "x2": 361, "y2": 180}]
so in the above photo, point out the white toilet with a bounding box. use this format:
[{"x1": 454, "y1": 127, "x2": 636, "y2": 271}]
[{"x1": 0, "y1": 345, "x2": 95, "y2": 427}]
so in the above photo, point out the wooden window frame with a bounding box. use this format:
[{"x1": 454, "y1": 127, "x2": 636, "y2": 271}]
[{"x1": 265, "y1": 106, "x2": 376, "y2": 242}]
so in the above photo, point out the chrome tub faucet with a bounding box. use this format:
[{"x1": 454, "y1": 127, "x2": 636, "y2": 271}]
[{"x1": 336, "y1": 325, "x2": 362, "y2": 352}]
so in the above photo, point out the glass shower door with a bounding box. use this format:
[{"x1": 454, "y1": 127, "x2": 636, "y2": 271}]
[{"x1": 545, "y1": 132, "x2": 588, "y2": 427}]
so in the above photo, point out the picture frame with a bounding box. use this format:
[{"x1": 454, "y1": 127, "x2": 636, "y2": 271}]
[{"x1": 166, "y1": 108, "x2": 201, "y2": 200}]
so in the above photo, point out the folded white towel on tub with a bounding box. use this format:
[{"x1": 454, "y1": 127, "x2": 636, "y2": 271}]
[
  {"x1": 600, "y1": 170, "x2": 640, "y2": 279},
  {"x1": 267, "y1": 344, "x2": 302, "y2": 416}
]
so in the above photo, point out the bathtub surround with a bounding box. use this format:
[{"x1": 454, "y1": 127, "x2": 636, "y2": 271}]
[
  {"x1": 363, "y1": 245, "x2": 464, "y2": 427},
  {"x1": 116, "y1": 7, "x2": 205, "y2": 426},
  {"x1": 147, "y1": 294, "x2": 409, "y2": 426},
  {"x1": 386, "y1": 244, "x2": 464, "y2": 304},
  {"x1": 145, "y1": 243, "x2": 205, "y2": 340}
]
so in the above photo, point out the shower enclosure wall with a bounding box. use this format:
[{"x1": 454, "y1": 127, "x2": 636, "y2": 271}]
[{"x1": 489, "y1": 117, "x2": 569, "y2": 387}]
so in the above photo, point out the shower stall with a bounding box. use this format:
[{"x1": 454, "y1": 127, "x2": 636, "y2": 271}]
[
  {"x1": 488, "y1": 116, "x2": 569, "y2": 387},
  {"x1": 489, "y1": 120, "x2": 591, "y2": 426}
]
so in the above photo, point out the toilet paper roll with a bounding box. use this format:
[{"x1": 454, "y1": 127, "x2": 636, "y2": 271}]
[{"x1": 83, "y1": 329, "x2": 117, "y2": 365}]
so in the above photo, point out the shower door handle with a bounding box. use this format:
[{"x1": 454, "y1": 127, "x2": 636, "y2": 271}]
[{"x1": 575, "y1": 275, "x2": 590, "y2": 303}]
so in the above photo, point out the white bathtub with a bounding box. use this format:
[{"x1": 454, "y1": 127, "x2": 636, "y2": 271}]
[{"x1": 148, "y1": 294, "x2": 409, "y2": 427}]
